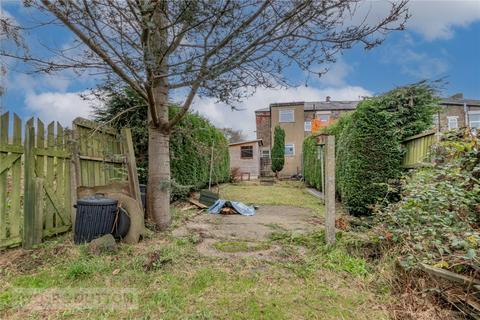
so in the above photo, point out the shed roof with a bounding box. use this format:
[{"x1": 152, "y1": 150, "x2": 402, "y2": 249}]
[{"x1": 228, "y1": 139, "x2": 263, "y2": 147}]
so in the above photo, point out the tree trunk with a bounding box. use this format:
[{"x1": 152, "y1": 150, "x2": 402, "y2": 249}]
[
  {"x1": 147, "y1": 124, "x2": 171, "y2": 229},
  {"x1": 144, "y1": 0, "x2": 171, "y2": 230}
]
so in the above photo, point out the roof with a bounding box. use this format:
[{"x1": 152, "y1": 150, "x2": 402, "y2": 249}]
[
  {"x1": 440, "y1": 98, "x2": 480, "y2": 107},
  {"x1": 255, "y1": 101, "x2": 359, "y2": 113},
  {"x1": 228, "y1": 139, "x2": 263, "y2": 147},
  {"x1": 254, "y1": 97, "x2": 480, "y2": 114}
]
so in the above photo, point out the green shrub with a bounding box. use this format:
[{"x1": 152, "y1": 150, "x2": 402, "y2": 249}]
[
  {"x1": 302, "y1": 136, "x2": 322, "y2": 191},
  {"x1": 324, "y1": 82, "x2": 439, "y2": 215},
  {"x1": 376, "y1": 130, "x2": 480, "y2": 271},
  {"x1": 94, "y1": 88, "x2": 230, "y2": 199},
  {"x1": 271, "y1": 125, "x2": 285, "y2": 174}
]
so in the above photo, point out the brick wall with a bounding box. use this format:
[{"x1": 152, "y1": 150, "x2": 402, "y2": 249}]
[{"x1": 255, "y1": 111, "x2": 271, "y2": 147}]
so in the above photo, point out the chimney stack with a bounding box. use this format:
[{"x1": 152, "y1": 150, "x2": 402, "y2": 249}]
[{"x1": 326, "y1": 96, "x2": 331, "y2": 102}]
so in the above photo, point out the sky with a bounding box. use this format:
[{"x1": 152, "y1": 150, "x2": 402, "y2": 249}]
[{"x1": 1, "y1": 0, "x2": 480, "y2": 139}]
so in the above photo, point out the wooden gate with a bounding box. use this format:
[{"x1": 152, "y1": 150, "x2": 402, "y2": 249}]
[
  {"x1": 0, "y1": 113, "x2": 72, "y2": 249},
  {"x1": 0, "y1": 113, "x2": 23, "y2": 248}
]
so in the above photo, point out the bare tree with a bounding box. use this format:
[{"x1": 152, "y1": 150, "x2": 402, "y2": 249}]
[
  {"x1": 1, "y1": 0, "x2": 409, "y2": 229},
  {"x1": 220, "y1": 128, "x2": 246, "y2": 144}
]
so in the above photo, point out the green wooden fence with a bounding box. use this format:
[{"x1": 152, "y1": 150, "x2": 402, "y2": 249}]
[
  {"x1": 0, "y1": 112, "x2": 140, "y2": 250},
  {"x1": 0, "y1": 113, "x2": 72, "y2": 249},
  {"x1": 401, "y1": 129, "x2": 438, "y2": 168}
]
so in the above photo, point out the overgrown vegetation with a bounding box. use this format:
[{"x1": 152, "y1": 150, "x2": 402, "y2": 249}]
[
  {"x1": 302, "y1": 136, "x2": 323, "y2": 191},
  {"x1": 95, "y1": 88, "x2": 230, "y2": 199},
  {"x1": 271, "y1": 126, "x2": 285, "y2": 176},
  {"x1": 375, "y1": 129, "x2": 480, "y2": 272},
  {"x1": 322, "y1": 82, "x2": 439, "y2": 215}
]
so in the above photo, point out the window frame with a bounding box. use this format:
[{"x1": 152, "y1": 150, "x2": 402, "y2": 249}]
[
  {"x1": 468, "y1": 111, "x2": 480, "y2": 129},
  {"x1": 284, "y1": 143, "x2": 295, "y2": 156},
  {"x1": 240, "y1": 145, "x2": 254, "y2": 159},
  {"x1": 261, "y1": 149, "x2": 270, "y2": 158},
  {"x1": 304, "y1": 121, "x2": 312, "y2": 132},
  {"x1": 447, "y1": 116, "x2": 459, "y2": 130},
  {"x1": 279, "y1": 109, "x2": 294, "y2": 123}
]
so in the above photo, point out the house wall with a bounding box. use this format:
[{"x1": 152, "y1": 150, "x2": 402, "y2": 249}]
[
  {"x1": 437, "y1": 105, "x2": 480, "y2": 131},
  {"x1": 255, "y1": 111, "x2": 271, "y2": 147},
  {"x1": 229, "y1": 142, "x2": 260, "y2": 179},
  {"x1": 270, "y1": 103, "x2": 304, "y2": 176}
]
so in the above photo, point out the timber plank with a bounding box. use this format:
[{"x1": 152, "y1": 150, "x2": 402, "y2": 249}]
[
  {"x1": 23, "y1": 119, "x2": 35, "y2": 248},
  {"x1": 56, "y1": 123, "x2": 66, "y2": 227},
  {"x1": 10, "y1": 114, "x2": 22, "y2": 238},
  {"x1": 45, "y1": 121, "x2": 55, "y2": 231},
  {"x1": 0, "y1": 112, "x2": 9, "y2": 240}
]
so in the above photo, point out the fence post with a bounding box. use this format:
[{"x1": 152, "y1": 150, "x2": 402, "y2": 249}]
[
  {"x1": 23, "y1": 121, "x2": 36, "y2": 248},
  {"x1": 122, "y1": 128, "x2": 142, "y2": 205},
  {"x1": 34, "y1": 178, "x2": 44, "y2": 245},
  {"x1": 325, "y1": 135, "x2": 336, "y2": 245}
]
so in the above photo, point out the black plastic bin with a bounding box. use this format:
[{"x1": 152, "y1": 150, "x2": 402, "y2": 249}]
[{"x1": 74, "y1": 195, "x2": 118, "y2": 244}]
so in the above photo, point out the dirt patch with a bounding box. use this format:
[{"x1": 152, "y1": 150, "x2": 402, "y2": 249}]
[{"x1": 172, "y1": 205, "x2": 320, "y2": 258}]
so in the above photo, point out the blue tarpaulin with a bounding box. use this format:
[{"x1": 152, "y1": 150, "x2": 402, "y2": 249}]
[{"x1": 208, "y1": 199, "x2": 255, "y2": 216}]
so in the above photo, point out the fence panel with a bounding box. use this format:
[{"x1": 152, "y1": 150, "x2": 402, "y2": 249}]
[
  {"x1": 0, "y1": 113, "x2": 23, "y2": 248},
  {"x1": 73, "y1": 118, "x2": 126, "y2": 187},
  {"x1": 402, "y1": 130, "x2": 438, "y2": 168}
]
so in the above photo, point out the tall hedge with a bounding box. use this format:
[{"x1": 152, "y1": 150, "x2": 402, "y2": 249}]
[
  {"x1": 322, "y1": 82, "x2": 439, "y2": 215},
  {"x1": 303, "y1": 136, "x2": 322, "y2": 190},
  {"x1": 94, "y1": 88, "x2": 230, "y2": 199},
  {"x1": 271, "y1": 125, "x2": 285, "y2": 174}
]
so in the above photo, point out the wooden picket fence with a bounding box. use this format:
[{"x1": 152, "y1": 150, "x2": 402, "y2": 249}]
[
  {"x1": 0, "y1": 112, "x2": 140, "y2": 250},
  {"x1": 402, "y1": 129, "x2": 438, "y2": 168}
]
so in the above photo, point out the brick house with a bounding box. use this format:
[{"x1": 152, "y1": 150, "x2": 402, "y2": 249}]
[{"x1": 255, "y1": 94, "x2": 480, "y2": 177}]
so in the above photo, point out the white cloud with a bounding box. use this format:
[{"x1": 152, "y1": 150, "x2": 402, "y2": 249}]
[
  {"x1": 315, "y1": 59, "x2": 353, "y2": 87},
  {"x1": 192, "y1": 85, "x2": 372, "y2": 139},
  {"x1": 358, "y1": 0, "x2": 480, "y2": 41},
  {"x1": 407, "y1": 0, "x2": 480, "y2": 41},
  {"x1": 381, "y1": 34, "x2": 449, "y2": 79},
  {"x1": 25, "y1": 91, "x2": 98, "y2": 127}
]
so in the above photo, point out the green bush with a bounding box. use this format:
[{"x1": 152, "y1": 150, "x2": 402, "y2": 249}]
[
  {"x1": 376, "y1": 130, "x2": 480, "y2": 271},
  {"x1": 302, "y1": 136, "x2": 322, "y2": 191},
  {"x1": 322, "y1": 82, "x2": 439, "y2": 215},
  {"x1": 271, "y1": 126, "x2": 285, "y2": 174},
  {"x1": 94, "y1": 88, "x2": 230, "y2": 200},
  {"x1": 303, "y1": 112, "x2": 353, "y2": 192}
]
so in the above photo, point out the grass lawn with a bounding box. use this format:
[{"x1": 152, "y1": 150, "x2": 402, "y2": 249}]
[
  {"x1": 219, "y1": 181, "x2": 324, "y2": 215},
  {"x1": 0, "y1": 182, "x2": 392, "y2": 319}
]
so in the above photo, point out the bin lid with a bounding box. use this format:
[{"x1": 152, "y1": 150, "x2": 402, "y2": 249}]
[{"x1": 77, "y1": 195, "x2": 118, "y2": 206}]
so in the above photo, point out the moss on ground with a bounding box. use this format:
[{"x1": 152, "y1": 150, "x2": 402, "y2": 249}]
[{"x1": 213, "y1": 240, "x2": 271, "y2": 253}]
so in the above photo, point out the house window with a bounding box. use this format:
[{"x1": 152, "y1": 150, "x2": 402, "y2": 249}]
[
  {"x1": 285, "y1": 143, "x2": 295, "y2": 156},
  {"x1": 304, "y1": 121, "x2": 312, "y2": 132},
  {"x1": 240, "y1": 146, "x2": 253, "y2": 159},
  {"x1": 469, "y1": 112, "x2": 480, "y2": 129},
  {"x1": 279, "y1": 109, "x2": 294, "y2": 123},
  {"x1": 318, "y1": 114, "x2": 330, "y2": 122},
  {"x1": 447, "y1": 116, "x2": 458, "y2": 130},
  {"x1": 261, "y1": 149, "x2": 270, "y2": 158}
]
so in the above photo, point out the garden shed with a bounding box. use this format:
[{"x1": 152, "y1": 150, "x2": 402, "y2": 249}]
[{"x1": 228, "y1": 139, "x2": 263, "y2": 180}]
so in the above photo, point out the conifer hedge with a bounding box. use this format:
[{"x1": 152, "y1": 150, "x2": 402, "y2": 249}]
[
  {"x1": 338, "y1": 83, "x2": 439, "y2": 215},
  {"x1": 302, "y1": 136, "x2": 322, "y2": 191},
  {"x1": 95, "y1": 88, "x2": 230, "y2": 200},
  {"x1": 303, "y1": 82, "x2": 439, "y2": 215},
  {"x1": 271, "y1": 126, "x2": 285, "y2": 175}
]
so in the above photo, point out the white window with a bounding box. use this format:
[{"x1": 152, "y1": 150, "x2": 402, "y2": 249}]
[
  {"x1": 304, "y1": 121, "x2": 312, "y2": 132},
  {"x1": 285, "y1": 143, "x2": 295, "y2": 156},
  {"x1": 447, "y1": 116, "x2": 458, "y2": 130},
  {"x1": 319, "y1": 114, "x2": 330, "y2": 122},
  {"x1": 279, "y1": 109, "x2": 294, "y2": 123},
  {"x1": 469, "y1": 112, "x2": 480, "y2": 129},
  {"x1": 261, "y1": 149, "x2": 270, "y2": 158}
]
